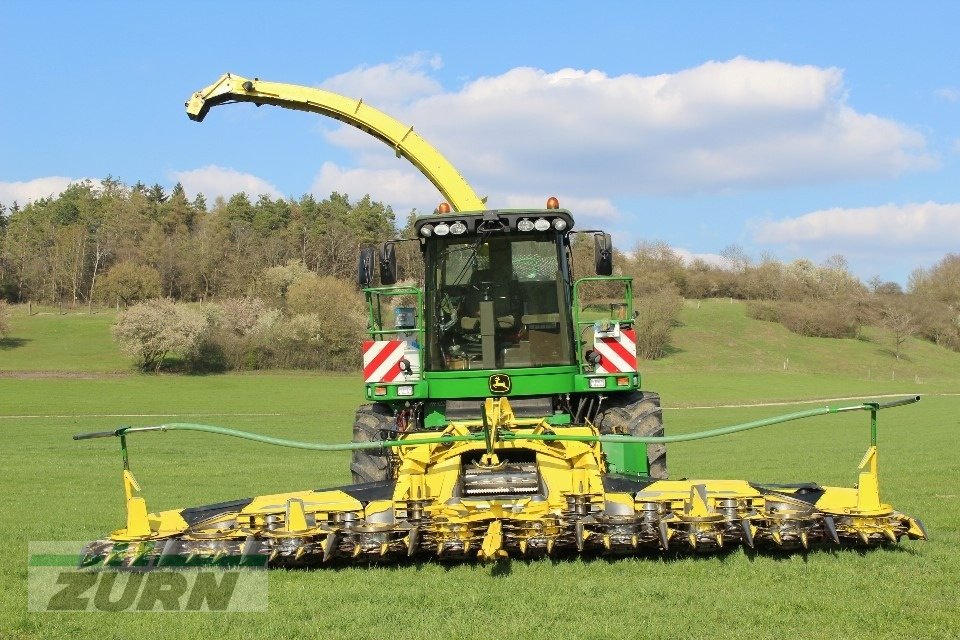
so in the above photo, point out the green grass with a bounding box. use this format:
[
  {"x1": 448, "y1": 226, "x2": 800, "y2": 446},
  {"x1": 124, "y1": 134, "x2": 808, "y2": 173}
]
[
  {"x1": 644, "y1": 299, "x2": 960, "y2": 394},
  {"x1": 1, "y1": 305, "x2": 128, "y2": 373},
  {"x1": 1, "y1": 301, "x2": 959, "y2": 638}
]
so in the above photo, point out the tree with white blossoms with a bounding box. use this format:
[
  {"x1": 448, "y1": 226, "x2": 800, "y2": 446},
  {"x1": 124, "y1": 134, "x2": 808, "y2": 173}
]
[{"x1": 112, "y1": 298, "x2": 210, "y2": 372}]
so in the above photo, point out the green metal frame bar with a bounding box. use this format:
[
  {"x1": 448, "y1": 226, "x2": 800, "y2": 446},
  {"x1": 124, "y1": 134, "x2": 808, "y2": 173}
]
[
  {"x1": 571, "y1": 276, "x2": 634, "y2": 372},
  {"x1": 363, "y1": 285, "x2": 425, "y2": 374},
  {"x1": 75, "y1": 396, "x2": 919, "y2": 453}
]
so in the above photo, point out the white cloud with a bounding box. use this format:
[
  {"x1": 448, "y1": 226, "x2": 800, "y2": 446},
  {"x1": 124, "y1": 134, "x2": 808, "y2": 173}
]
[
  {"x1": 935, "y1": 87, "x2": 960, "y2": 103},
  {"x1": 317, "y1": 56, "x2": 935, "y2": 203},
  {"x1": 671, "y1": 247, "x2": 732, "y2": 269},
  {"x1": 0, "y1": 176, "x2": 81, "y2": 206},
  {"x1": 752, "y1": 201, "x2": 960, "y2": 249},
  {"x1": 171, "y1": 165, "x2": 281, "y2": 202},
  {"x1": 310, "y1": 161, "x2": 626, "y2": 222},
  {"x1": 320, "y1": 53, "x2": 444, "y2": 108}
]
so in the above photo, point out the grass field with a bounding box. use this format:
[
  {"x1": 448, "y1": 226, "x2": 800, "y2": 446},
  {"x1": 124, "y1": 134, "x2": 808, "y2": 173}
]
[
  {"x1": 0, "y1": 305, "x2": 128, "y2": 373},
  {"x1": 1, "y1": 300, "x2": 958, "y2": 639}
]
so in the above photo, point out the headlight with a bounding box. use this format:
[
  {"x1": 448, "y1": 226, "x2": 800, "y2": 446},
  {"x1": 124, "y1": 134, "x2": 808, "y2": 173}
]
[
  {"x1": 552, "y1": 218, "x2": 567, "y2": 231},
  {"x1": 434, "y1": 222, "x2": 450, "y2": 236},
  {"x1": 517, "y1": 218, "x2": 535, "y2": 232},
  {"x1": 534, "y1": 218, "x2": 550, "y2": 231},
  {"x1": 450, "y1": 221, "x2": 467, "y2": 235},
  {"x1": 588, "y1": 377, "x2": 607, "y2": 388},
  {"x1": 420, "y1": 225, "x2": 433, "y2": 237},
  {"x1": 397, "y1": 385, "x2": 414, "y2": 396}
]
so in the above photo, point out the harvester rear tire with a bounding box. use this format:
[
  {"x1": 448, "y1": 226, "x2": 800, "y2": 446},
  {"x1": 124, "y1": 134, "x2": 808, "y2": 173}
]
[
  {"x1": 595, "y1": 390, "x2": 667, "y2": 479},
  {"x1": 351, "y1": 403, "x2": 394, "y2": 484}
]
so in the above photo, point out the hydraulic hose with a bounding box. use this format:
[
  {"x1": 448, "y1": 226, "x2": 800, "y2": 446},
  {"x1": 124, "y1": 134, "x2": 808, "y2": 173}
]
[
  {"x1": 73, "y1": 396, "x2": 919, "y2": 451},
  {"x1": 74, "y1": 423, "x2": 483, "y2": 450}
]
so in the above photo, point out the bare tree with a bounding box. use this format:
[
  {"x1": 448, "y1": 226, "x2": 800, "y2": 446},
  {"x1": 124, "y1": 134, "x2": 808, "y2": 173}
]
[{"x1": 876, "y1": 296, "x2": 917, "y2": 360}]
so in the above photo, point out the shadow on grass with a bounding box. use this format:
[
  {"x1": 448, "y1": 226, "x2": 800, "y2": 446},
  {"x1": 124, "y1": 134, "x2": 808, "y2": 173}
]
[
  {"x1": 0, "y1": 336, "x2": 31, "y2": 350},
  {"x1": 293, "y1": 540, "x2": 923, "y2": 575},
  {"x1": 307, "y1": 546, "x2": 748, "y2": 575},
  {"x1": 659, "y1": 344, "x2": 685, "y2": 357},
  {"x1": 874, "y1": 347, "x2": 913, "y2": 363},
  {"x1": 743, "y1": 542, "x2": 922, "y2": 563}
]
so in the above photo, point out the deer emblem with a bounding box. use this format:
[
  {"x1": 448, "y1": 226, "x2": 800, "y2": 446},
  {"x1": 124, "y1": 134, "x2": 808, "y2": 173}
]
[{"x1": 488, "y1": 374, "x2": 511, "y2": 394}]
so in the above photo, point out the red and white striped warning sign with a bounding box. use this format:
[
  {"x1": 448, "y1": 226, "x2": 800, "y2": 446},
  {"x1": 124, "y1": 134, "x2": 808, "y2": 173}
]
[
  {"x1": 362, "y1": 340, "x2": 405, "y2": 383},
  {"x1": 594, "y1": 327, "x2": 637, "y2": 374}
]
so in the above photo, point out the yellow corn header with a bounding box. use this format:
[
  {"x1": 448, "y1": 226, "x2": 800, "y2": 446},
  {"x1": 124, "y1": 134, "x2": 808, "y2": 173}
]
[{"x1": 76, "y1": 396, "x2": 925, "y2": 567}]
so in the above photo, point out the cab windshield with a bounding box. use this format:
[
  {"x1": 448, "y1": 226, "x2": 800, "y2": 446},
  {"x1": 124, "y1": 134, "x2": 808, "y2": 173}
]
[{"x1": 425, "y1": 233, "x2": 573, "y2": 371}]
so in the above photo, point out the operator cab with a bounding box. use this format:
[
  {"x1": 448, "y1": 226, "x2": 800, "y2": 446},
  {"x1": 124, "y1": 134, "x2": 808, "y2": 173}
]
[
  {"x1": 413, "y1": 209, "x2": 576, "y2": 373},
  {"x1": 424, "y1": 226, "x2": 575, "y2": 371}
]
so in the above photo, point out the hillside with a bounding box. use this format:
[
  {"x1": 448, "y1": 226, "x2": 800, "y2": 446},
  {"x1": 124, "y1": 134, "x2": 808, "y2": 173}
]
[
  {"x1": 2, "y1": 300, "x2": 958, "y2": 639},
  {"x1": 3, "y1": 300, "x2": 960, "y2": 391},
  {"x1": 0, "y1": 305, "x2": 125, "y2": 373},
  {"x1": 642, "y1": 299, "x2": 960, "y2": 403}
]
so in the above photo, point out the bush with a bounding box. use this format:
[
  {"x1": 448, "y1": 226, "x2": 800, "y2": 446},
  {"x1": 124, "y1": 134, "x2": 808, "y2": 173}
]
[
  {"x1": 113, "y1": 298, "x2": 211, "y2": 371},
  {"x1": 283, "y1": 276, "x2": 366, "y2": 370},
  {"x1": 682, "y1": 267, "x2": 740, "y2": 300},
  {"x1": 745, "y1": 300, "x2": 781, "y2": 323},
  {"x1": 777, "y1": 298, "x2": 859, "y2": 339},
  {"x1": 909, "y1": 253, "x2": 960, "y2": 306},
  {"x1": 912, "y1": 298, "x2": 960, "y2": 352},
  {"x1": 271, "y1": 313, "x2": 326, "y2": 368},
  {"x1": 217, "y1": 297, "x2": 267, "y2": 336},
  {"x1": 200, "y1": 279, "x2": 366, "y2": 371},
  {"x1": 255, "y1": 260, "x2": 314, "y2": 308},
  {"x1": 633, "y1": 291, "x2": 684, "y2": 359},
  {"x1": 204, "y1": 299, "x2": 271, "y2": 370},
  {"x1": 0, "y1": 300, "x2": 9, "y2": 337}
]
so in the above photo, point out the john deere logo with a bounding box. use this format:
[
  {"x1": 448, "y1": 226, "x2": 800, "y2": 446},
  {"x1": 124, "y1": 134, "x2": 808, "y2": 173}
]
[{"x1": 489, "y1": 374, "x2": 511, "y2": 395}]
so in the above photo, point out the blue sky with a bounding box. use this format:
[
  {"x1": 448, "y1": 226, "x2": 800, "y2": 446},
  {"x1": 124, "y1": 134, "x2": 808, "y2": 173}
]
[{"x1": 2, "y1": 1, "x2": 958, "y2": 284}]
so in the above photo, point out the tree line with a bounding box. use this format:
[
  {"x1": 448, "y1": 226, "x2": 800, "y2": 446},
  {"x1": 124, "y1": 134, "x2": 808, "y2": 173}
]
[
  {"x1": 617, "y1": 242, "x2": 960, "y2": 357},
  {"x1": 0, "y1": 178, "x2": 399, "y2": 306},
  {"x1": 2, "y1": 178, "x2": 958, "y2": 366}
]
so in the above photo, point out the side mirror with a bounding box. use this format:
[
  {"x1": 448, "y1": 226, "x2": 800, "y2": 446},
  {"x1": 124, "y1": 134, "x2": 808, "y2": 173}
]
[
  {"x1": 379, "y1": 242, "x2": 397, "y2": 286},
  {"x1": 594, "y1": 232, "x2": 613, "y2": 276},
  {"x1": 358, "y1": 247, "x2": 374, "y2": 287}
]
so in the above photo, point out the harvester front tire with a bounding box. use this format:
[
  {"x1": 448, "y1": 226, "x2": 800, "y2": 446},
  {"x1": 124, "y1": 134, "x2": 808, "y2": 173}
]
[
  {"x1": 596, "y1": 390, "x2": 667, "y2": 479},
  {"x1": 351, "y1": 403, "x2": 394, "y2": 484}
]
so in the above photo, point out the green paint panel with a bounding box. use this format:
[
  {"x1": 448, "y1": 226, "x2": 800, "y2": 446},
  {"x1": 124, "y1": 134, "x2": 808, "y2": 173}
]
[
  {"x1": 425, "y1": 366, "x2": 578, "y2": 398},
  {"x1": 603, "y1": 439, "x2": 650, "y2": 475}
]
